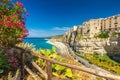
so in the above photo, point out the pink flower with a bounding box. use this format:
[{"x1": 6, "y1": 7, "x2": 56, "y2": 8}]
[
  {"x1": 0, "y1": 20, "x2": 3, "y2": 24},
  {"x1": 6, "y1": 16, "x2": 11, "y2": 21},
  {"x1": 24, "y1": 30, "x2": 28, "y2": 33},
  {"x1": 13, "y1": 14, "x2": 18, "y2": 18},
  {"x1": 16, "y1": 1, "x2": 24, "y2": 8},
  {"x1": 17, "y1": 10, "x2": 22, "y2": 14},
  {"x1": 20, "y1": 35, "x2": 25, "y2": 38},
  {"x1": 18, "y1": 22, "x2": 25, "y2": 27},
  {"x1": 7, "y1": 21, "x2": 13, "y2": 27}
]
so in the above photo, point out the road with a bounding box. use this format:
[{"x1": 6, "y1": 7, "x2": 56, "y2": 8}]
[{"x1": 65, "y1": 44, "x2": 120, "y2": 77}]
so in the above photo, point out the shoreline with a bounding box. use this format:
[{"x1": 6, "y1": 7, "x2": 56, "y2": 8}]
[
  {"x1": 46, "y1": 40, "x2": 60, "y2": 53},
  {"x1": 47, "y1": 39, "x2": 73, "y2": 59}
]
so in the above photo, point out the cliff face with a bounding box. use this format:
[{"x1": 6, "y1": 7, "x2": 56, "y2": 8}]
[
  {"x1": 62, "y1": 14, "x2": 120, "y2": 62},
  {"x1": 63, "y1": 27, "x2": 109, "y2": 54}
]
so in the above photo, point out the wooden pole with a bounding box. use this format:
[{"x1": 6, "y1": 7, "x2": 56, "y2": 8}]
[
  {"x1": 46, "y1": 61, "x2": 52, "y2": 80},
  {"x1": 31, "y1": 61, "x2": 48, "y2": 79},
  {"x1": 24, "y1": 65, "x2": 38, "y2": 80}
]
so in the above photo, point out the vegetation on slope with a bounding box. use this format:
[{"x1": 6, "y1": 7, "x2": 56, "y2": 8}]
[
  {"x1": 75, "y1": 52, "x2": 120, "y2": 75},
  {"x1": 97, "y1": 32, "x2": 109, "y2": 38},
  {"x1": 51, "y1": 35, "x2": 63, "y2": 41}
]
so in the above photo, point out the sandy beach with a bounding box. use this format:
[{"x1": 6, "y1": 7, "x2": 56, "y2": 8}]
[{"x1": 47, "y1": 39, "x2": 73, "y2": 59}]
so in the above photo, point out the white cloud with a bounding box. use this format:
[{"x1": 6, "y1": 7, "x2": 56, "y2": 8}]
[
  {"x1": 28, "y1": 29, "x2": 48, "y2": 37},
  {"x1": 28, "y1": 28, "x2": 69, "y2": 37},
  {"x1": 52, "y1": 27, "x2": 70, "y2": 31}
]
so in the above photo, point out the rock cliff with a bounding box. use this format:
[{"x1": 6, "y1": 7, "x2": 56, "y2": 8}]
[{"x1": 62, "y1": 26, "x2": 120, "y2": 62}]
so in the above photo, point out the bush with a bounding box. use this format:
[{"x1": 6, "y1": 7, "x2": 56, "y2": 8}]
[
  {"x1": 97, "y1": 32, "x2": 109, "y2": 38},
  {"x1": 112, "y1": 32, "x2": 118, "y2": 36},
  {"x1": 0, "y1": 0, "x2": 28, "y2": 74},
  {"x1": 0, "y1": 0, "x2": 28, "y2": 47},
  {"x1": 36, "y1": 47, "x2": 77, "y2": 79}
]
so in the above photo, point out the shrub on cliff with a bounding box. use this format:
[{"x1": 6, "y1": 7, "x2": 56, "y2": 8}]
[{"x1": 97, "y1": 32, "x2": 109, "y2": 38}]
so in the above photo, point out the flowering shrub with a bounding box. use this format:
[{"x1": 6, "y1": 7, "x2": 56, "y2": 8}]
[
  {"x1": 0, "y1": 0, "x2": 28, "y2": 74},
  {"x1": 0, "y1": 0, "x2": 28, "y2": 47}
]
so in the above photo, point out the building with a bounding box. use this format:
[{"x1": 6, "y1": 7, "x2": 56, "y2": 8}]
[
  {"x1": 79, "y1": 14, "x2": 120, "y2": 37},
  {"x1": 80, "y1": 18, "x2": 102, "y2": 37},
  {"x1": 101, "y1": 14, "x2": 120, "y2": 32}
]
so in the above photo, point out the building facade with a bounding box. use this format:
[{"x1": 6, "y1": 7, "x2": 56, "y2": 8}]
[
  {"x1": 101, "y1": 14, "x2": 120, "y2": 32},
  {"x1": 78, "y1": 14, "x2": 120, "y2": 37}
]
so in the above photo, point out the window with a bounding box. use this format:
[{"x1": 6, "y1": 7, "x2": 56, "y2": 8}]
[
  {"x1": 109, "y1": 28, "x2": 111, "y2": 31},
  {"x1": 115, "y1": 28, "x2": 117, "y2": 30}
]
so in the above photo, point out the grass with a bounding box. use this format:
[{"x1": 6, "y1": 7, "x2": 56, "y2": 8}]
[{"x1": 75, "y1": 52, "x2": 120, "y2": 75}]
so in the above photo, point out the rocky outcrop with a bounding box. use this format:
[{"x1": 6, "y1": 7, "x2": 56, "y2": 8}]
[
  {"x1": 62, "y1": 26, "x2": 120, "y2": 61},
  {"x1": 62, "y1": 14, "x2": 120, "y2": 62},
  {"x1": 73, "y1": 38, "x2": 109, "y2": 54}
]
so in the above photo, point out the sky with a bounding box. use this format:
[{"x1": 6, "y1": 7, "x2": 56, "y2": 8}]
[{"x1": 20, "y1": 0, "x2": 120, "y2": 37}]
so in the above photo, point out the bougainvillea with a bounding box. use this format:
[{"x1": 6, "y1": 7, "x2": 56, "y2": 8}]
[{"x1": 0, "y1": 0, "x2": 28, "y2": 74}]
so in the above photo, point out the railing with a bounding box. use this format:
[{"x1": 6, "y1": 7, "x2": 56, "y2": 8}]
[
  {"x1": 14, "y1": 47, "x2": 120, "y2": 80},
  {"x1": 33, "y1": 53, "x2": 120, "y2": 80}
]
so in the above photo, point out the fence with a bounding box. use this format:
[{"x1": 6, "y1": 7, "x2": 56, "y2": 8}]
[{"x1": 14, "y1": 46, "x2": 120, "y2": 80}]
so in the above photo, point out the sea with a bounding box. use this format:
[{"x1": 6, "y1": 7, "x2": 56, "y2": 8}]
[{"x1": 24, "y1": 38, "x2": 53, "y2": 50}]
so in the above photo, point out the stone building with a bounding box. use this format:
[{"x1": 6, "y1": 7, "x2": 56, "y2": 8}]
[
  {"x1": 80, "y1": 14, "x2": 120, "y2": 37},
  {"x1": 80, "y1": 18, "x2": 102, "y2": 37},
  {"x1": 101, "y1": 14, "x2": 120, "y2": 32},
  {"x1": 63, "y1": 14, "x2": 120, "y2": 41}
]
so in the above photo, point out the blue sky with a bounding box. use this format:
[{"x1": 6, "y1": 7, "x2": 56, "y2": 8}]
[{"x1": 20, "y1": 0, "x2": 120, "y2": 37}]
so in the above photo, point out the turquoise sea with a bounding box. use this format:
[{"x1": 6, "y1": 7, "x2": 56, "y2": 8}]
[{"x1": 24, "y1": 38, "x2": 53, "y2": 50}]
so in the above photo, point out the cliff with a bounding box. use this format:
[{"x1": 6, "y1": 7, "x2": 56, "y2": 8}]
[{"x1": 62, "y1": 14, "x2": 120, "y2": 62}]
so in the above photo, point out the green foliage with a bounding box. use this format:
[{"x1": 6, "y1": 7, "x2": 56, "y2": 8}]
[
  {"x1": 36, "y1": 46, "x2": 77, "y2": 79},
  {"x1": 0, "y1": 50, "x2": 9, "y2": 74},
  {"x1": 52, "y1": 46, "x2": 57, "y2": 53},
  {"x1": 87, "y1": 29, "x2": 90, "y2": 33},
  {"x1": 39, "y1": 48, "x2": 51, "y2": 57},
  {"x1": 97, "y1": 32, "x2": 109, "y2": 38},
  {"x1": 0, "y1": 0, "x2": 28, "y2": 75},
  {"x1": 112, "y1": 32, "x2": 118, "y2": 36},
  {"x1": 96, "y1": 77, "x2": 103, "y2": 80},
  {"x1": 64, "y1": 68, "x2": 73, "y2": 77},
  {"x1": 54, "y1": 64, "x2": 66, "y2": 71},
  {"x1": 77, "y1": 53, "x2": 120, "y2": 75},
  {"x1": 0, "y1": 69, "x2": 4, "y2": 74},
  {"x1": 0, "y1": 0, "x2": 28, "y2": 47}
]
